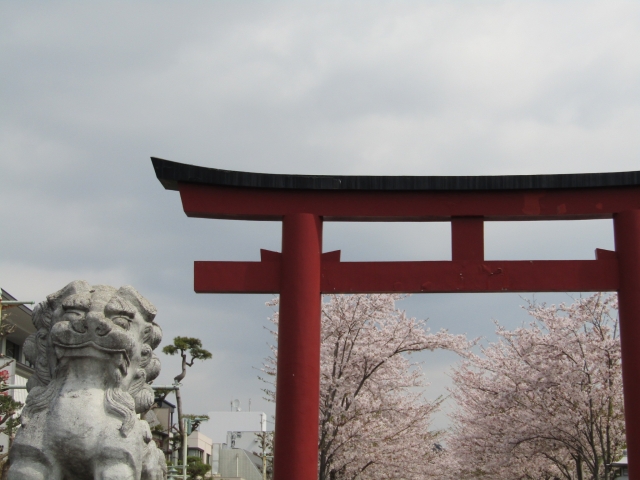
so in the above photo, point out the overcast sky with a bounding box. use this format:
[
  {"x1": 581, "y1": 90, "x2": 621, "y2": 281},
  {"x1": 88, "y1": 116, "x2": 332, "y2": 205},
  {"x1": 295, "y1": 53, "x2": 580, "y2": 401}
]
[{"x1": 1, "y1": 1, "x2": 639, "y2": 430}]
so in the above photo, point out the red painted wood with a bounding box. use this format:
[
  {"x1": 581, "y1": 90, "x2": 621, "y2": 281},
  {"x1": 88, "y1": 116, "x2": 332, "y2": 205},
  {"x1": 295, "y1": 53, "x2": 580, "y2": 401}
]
[
  {"x1": 194, "y1": 258, "x2": 618, "y2": 294},
  {"x1": 452, "y1": 217, "x2": 484, "y2": 261},
  {"x1": 260, "y1": 249, "x2": 282, "y2": 262},
  {"x1": 322, "y1": 250, "x2": 341, "y2": 262},
  {"x1": 194, "y1": 260, "x2": 280, "y2": 293},
  {"x1": 179, "y1": 182, "x2": 640, "y2": 221},
  {"x1": 614, "y1": 210, "x2": 640, "y2": 479},
  {"x1": 322, "y1": 259, "x2": 618, "y2": 293},
  {"x1": 273, "y1": 214, "x2": 322, "y2": 480},
  {"x1": 595, "y1": 248, "x2": 617, "y2": 260},
  {"x1": 178, "y1": 178, "x2": 638, "y2": 478}
]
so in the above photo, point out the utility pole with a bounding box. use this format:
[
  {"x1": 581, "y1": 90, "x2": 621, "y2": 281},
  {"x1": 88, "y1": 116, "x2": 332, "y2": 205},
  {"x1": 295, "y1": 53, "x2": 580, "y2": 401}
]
[
  {"x1": 181, "y1": 416, "x2": 208, "y2": 480},
  {"x1": 182, "y1": 418, "x2": 188, "y2": 480}
]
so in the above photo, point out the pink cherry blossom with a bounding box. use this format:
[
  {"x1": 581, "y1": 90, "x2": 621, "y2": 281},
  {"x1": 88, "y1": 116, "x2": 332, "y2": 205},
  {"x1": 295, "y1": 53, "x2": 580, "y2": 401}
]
[
  {"x1": 262, "y1": 294, "x2": 469, "y2": 480},
  {"x1": 447, "y1": 293, "x2": 624, "y2": 480}
]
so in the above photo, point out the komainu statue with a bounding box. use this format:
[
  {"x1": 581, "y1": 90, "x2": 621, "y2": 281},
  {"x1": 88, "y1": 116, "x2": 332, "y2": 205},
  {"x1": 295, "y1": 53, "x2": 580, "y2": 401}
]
[{"x1": 9, "y1": 281, "x2": 167, "y2": 480}]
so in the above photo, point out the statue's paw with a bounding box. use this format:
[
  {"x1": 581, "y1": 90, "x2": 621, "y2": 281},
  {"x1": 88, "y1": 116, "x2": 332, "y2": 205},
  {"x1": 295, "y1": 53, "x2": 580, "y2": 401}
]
[
  {"x1": 7, "y1": 461, "x2": 61, "y2": 480},
  {"x1": 96, "y1": 463, "x2": 136, "y2": 480},
  {"x1": 141, "y1": 447, "x2": 167, "y2": 480},
  {"x1": 142, "y1": 465, "x2": 167, "y2": 480},
  {"x1": 142, "y1": 419, "x2": 153, "y2": 444},
  {"x1": 153, "y1": 470, "x2": 167, "y2": 480}
]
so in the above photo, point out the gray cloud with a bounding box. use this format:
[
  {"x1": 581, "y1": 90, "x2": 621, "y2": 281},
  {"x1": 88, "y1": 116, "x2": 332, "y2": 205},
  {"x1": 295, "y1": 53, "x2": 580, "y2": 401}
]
[{"x1": 1, "y1": 0, "x2": 638, "y2": 424}]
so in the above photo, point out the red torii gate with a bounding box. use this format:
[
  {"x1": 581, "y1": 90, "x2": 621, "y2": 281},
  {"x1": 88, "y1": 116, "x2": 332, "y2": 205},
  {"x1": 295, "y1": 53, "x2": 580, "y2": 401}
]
[{"x1": 152, "y1": 157, "x2": 640, "y2": 480}]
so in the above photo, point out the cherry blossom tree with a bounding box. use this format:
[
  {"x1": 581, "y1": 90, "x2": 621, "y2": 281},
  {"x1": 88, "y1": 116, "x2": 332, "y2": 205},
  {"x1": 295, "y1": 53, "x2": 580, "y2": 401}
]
[
  {"x1": 447, "y1": 293, "x2": 624, "y2": 480},
  {"x1": 262, "y1": 294, "x2": 469, "y2": 480}
]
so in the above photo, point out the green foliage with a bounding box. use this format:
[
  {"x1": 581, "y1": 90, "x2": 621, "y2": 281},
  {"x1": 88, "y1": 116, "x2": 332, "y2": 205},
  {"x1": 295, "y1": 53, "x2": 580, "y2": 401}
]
[
  {"x1": 161, "y1": 336, "x2": 212, "y2": 452},
  {"x1": 0, "y1": 395, "x2": 22, "y2": 427},
  {"x1": 169, "y1": 413, "x2": 209, "y2": 452},
  {"x1": 153, "y1": 387, "x2": 176, "y2": 408},
  {"x1": 153, "y1": 387, "x2": 174, "y2": 400},
  {"x1": 253, "y1": 430, "x2": 274, "y2": 480},
  {"x1": 0, "y1": 321, "x2": 16, "y2": 338},
  {"x1": 162, "y1": 337, "x2": 212, "y2": 362},
  {"x1": 178, "y1": 455, "x2": 211, "y2": 480},
  {"x1": 0, "y1": 357, "x2": 23, "y2": 428},
  {"x1": 183, "y1": 413, "x2": 210, "y2": 421},
  {"x1": 183, "y1": 413, "x2": 209, "y2": 433}
]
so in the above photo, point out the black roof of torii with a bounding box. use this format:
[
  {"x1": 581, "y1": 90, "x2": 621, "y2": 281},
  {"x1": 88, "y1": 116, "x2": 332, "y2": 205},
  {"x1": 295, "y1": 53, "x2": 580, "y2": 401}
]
[{"x1": 152, "y1": 157, "x2": 640, "y2": 192}]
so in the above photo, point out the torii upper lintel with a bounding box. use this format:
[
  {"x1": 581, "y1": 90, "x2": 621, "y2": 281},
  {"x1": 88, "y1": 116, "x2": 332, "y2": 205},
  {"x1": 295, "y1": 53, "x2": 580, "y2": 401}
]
[
  {"x1": 153, "y1": 156, "x2": 640, "y2": 221},
  {"x1": 152, "y1": 157, "x2": 640, "y2": 480}
]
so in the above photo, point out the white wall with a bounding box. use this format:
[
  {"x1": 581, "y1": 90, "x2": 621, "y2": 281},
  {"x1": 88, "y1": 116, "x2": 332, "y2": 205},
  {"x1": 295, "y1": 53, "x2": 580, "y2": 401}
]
[{"x1": 200, "y1": 411, "x2": 267, "y2": 444}]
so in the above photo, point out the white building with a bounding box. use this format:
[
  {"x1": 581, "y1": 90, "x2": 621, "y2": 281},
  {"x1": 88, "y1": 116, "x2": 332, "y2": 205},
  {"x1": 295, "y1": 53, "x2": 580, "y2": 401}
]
[
  {"x1": 610, "y1": 451, "x2": 628, "y2": 480},
  {"x1": 187, "y1": 430, "x2": 215, "y2": 466},
  {"x1": 0, "y1": 289, "x2": 35, "y2": 454},
  {"x1": 1, "y1": 289, "x2": 35, "y2": 394},
  {"x1": 198, "y1": 411, "x2": 270, "y2": 479},
  {"x1": 202, "y1": 411, "x2": 268, "y2": 444}
]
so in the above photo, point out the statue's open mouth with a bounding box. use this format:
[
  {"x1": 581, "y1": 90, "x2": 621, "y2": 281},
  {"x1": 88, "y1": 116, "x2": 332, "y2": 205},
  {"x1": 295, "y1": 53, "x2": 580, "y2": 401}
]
[{"x1": 53, "y1": 342, "x2": 131, "y2": 375}]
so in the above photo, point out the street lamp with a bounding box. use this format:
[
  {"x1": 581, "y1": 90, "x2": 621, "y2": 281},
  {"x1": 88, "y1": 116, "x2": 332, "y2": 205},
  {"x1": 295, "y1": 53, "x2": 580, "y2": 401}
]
[{"x1": 166, "y1": 465, "x2": 181, "y2": 479}]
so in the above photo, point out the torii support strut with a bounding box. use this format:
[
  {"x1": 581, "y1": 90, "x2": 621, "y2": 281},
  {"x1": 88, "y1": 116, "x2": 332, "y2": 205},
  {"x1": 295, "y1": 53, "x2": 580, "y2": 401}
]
[{"x1": 152, "y1": 158, "x2": 640, "y2": 480}]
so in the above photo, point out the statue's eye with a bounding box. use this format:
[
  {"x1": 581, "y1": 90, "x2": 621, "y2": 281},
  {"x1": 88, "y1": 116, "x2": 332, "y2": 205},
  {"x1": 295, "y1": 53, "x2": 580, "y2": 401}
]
[
  {"x1": 63, "y1": 310, "x2": 85, "y2": 321},
  {"x1": 111, "y1": 316, "x2": 131, "y2": 331}
]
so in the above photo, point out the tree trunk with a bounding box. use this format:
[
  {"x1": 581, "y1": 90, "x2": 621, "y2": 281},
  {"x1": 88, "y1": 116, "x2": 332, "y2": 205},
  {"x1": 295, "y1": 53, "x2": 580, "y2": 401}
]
[
  {"x1": 175, "y1": 384, "x2": 184, "y2": 440},
  {"x1": 319, "y1": 439, "x2": 329, "y2": 480},
  {"x1": 174, "y1": 353, "x2": 188, "y2": 440},
  {"x1": 576, "y1": 456, "x2": 583, "y2": 480}
]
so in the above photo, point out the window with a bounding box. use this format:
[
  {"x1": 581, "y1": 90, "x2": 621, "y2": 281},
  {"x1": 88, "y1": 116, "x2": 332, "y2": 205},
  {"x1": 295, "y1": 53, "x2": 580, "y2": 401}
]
[
  {"x1": 187, "y1": 448, "x2": 203, "y2": 459},
  {"x1": 5, "y1": 341, "x2": 19, "y2": 361}
]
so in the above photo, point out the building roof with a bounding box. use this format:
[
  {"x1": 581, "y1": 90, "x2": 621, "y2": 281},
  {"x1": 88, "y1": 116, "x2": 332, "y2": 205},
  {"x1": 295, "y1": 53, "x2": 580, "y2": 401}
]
[
  {"x1": 152, "y1": 157, "x2": 640, "y2": 192},
  {"x1": 154, "y1": 397, "x2": 176, "y2": 409},
  {"x1": 611, "y1": 455, "x2": 628, "y2": 467},
  {"x1": 1, "y1": 289, "x2": 36, "y2": 344}
]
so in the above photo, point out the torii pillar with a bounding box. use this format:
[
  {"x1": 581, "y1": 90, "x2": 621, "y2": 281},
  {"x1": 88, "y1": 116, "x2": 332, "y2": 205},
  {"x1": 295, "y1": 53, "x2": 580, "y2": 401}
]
[{"x1": 152, "y1": 158, "x2": 640, "y2": 480}]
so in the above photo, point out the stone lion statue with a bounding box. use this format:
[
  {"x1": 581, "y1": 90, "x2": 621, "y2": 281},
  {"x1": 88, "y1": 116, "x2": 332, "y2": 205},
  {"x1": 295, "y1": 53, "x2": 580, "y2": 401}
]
[{"x1": 9, "y1": 281, "x2": 167, "y2": 480}]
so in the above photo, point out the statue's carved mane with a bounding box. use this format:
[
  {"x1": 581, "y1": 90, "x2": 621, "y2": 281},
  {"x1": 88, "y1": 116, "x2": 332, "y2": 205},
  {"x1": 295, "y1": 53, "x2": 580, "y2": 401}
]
[{"x1": 21, "y1": 281, "x2": 163, "y2": 436}]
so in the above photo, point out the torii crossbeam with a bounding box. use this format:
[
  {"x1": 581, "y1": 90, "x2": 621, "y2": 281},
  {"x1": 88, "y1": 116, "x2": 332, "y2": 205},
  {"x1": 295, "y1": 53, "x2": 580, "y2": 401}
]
[{"x1": 152, "y1": 157, "x2": 640, "y2": 480}]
